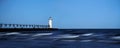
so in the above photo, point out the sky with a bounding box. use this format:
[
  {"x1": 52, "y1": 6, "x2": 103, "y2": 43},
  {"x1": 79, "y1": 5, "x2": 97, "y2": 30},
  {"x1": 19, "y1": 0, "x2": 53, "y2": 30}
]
[{"x1": 0, "y1": 0, "x2": 120, "y2": 28}]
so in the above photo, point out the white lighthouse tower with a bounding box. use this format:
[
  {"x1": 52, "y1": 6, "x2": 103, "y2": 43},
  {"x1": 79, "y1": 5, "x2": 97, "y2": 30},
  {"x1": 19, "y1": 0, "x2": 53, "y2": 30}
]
[{"x1": 48, "y1": 17, "x2": 52, "y2": 28}]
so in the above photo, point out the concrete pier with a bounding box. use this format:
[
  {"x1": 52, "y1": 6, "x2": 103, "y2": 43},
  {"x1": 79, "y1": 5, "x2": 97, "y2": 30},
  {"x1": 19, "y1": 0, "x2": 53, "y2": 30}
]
[{"x1": 0, "y1": 24, "x2": 58, "y2": 32}]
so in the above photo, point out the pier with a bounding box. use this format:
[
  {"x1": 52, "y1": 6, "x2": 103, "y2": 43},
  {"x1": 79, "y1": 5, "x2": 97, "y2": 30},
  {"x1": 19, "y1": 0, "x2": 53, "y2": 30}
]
[
  {"x1": 0, "y1": 24, "x2": 49, "y2": 28},
  {"x1": 0, "y1": 17, "x2": 58, "y2": 32},
  {"x1": 0, "y1": 23, "x2": 58, "y2": 32}
]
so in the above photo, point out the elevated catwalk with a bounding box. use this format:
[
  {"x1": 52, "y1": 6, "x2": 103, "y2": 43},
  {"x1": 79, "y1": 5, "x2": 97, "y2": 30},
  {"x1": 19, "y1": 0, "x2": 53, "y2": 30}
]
[{"x1": 0, "y1": 17, "x2": 59, "y2": 32}]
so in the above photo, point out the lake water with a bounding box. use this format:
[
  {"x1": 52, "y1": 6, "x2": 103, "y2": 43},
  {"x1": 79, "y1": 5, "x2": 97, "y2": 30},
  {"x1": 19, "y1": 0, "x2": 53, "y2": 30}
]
[{"x1": 0, "y1": 29, "x2": 120, "y2": 48}]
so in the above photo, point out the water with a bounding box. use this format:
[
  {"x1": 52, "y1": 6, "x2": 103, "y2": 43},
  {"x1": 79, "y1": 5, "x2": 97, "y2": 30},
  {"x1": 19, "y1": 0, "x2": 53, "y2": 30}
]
[{"x1": 0, "y1": 29, "x2": 120, "y2": 48}]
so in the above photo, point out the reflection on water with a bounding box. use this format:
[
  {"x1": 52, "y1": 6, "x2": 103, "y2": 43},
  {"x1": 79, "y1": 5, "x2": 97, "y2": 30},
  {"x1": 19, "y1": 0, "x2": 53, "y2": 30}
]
[{"x1": 0, "y1": 30, "x2": 120, "y2": 48}]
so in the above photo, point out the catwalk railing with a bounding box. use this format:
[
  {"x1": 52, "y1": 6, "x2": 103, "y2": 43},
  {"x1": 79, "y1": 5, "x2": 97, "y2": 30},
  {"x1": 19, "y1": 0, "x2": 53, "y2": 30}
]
[{"x1": 0, "y1": 24, "x2": 50, "y2": 28}]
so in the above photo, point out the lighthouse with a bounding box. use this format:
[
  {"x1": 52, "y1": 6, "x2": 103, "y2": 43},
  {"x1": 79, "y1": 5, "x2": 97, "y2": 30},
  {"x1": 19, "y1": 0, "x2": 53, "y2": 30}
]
[{"x1": 48, "y1": 17, "x2": 52, "y2": 28}]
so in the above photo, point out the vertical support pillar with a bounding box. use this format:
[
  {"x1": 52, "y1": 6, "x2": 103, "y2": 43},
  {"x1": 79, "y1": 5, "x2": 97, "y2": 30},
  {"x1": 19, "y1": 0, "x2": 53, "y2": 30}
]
[
  {"x1": 0, "y1": 24, "x2": 2, "y2": 28},
  {"x1": 20, "y1": 25, "x2": 22, "y2": 28},
  {"x1": 16, "y1": 24, "x2": 18, "y2": 28},
  {"x1": 29, "y1": 25, "x2": 31, "y2": 28},
  {"x1": 13, "y1": 24, "x2": 15, "y2": 28},
  {"x1": 9, "y1": 24, "x2": 11, "y2": 28},
  {"x1": 4, "y1": 24, "x2": 6, "y2": 28}
]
